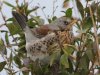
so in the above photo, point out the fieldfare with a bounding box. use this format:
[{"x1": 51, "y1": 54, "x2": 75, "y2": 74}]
[{"x1": 12, "y1": 11, "x2": 75, "y2": 63}]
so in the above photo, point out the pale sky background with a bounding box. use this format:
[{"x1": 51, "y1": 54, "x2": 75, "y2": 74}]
[{"x1": 0, "y1": 0, "x2": 88, "y2": 75}]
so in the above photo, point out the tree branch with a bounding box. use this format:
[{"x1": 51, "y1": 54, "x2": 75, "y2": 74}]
[{"x1": 89, "y1": 6, "x2": 100, "y2": 65}]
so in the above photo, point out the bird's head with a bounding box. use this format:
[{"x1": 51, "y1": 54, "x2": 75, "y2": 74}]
[{"x1": 53, "y1": 16, "x2": 74, "y2": 31}]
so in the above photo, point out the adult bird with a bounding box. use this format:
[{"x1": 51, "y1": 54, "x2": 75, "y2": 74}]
[
  {"x1": 12, "y1": 11, "x2": 74, "y2": 63},
  {"x1": 12, "y1": 11, "x2": 74, "y2": 38}
]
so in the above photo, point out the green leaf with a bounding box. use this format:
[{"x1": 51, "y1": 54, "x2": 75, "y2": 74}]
[
  {"x1": 76, "y1": 0, "x2": 84, "y2": 17},
  {"x1": 9, "y1": 52, "x2": 13, "y2": 64},
  {"x1": 95, "y1": 65, "x2": 100, "y2": 69},
  {"x1": 85, "y1": 39, "x2": 94, "y2": 49},
  {"x1": 0, "y1": 30, "x2": 8, "y2": 33},
  {"x1": 82, "y1": 16, "x2": 92, "y2": 30},
  {"x1": 50, "y1": 53, "x2": 56, "y2": 66},
  {"x1": 48, "y1": 19, "x2": 52, "y2": 23},
  {"x1": 27, "y1": 18, "x2": 36, "y2": 28},
  {"x1": 65, "y1": 8, "x2": 72, "y2": 17},
  {"x1": 29, "y1": 16, "x2": 45, "y2": 26},
  {"x1": 0, "y1": 39, "x2": 5, "y2": 51},
  {"x1": 5, "y1": 32, "x2": 9, "y2": 45},
  {"x1": 64, "y1": 0, "x2": 69, "y2": 1},
  {"x1": 67, "y1": 58, "x2": 74, "y2": 72},
  {"x1": 78, "y1": 54, "x2": 90, "y2": 69},
  {"x1": 0, "y1": 61, "x2": 6, "y2": 72},
  {"x1": 63, "y1": 45, "x2": 74, "y2": 56},
  {"x1": 27, "y1": 7, "x2": 39, "y2": 15},
  {"x1": 86, "y1": 49, "x2": 94, "y2": 61},
  {"x1": 79, "y1": 69, "x2": 89, "y2": 75},
  {"x1": 7, "y1": 18, "x2": 15, "y2": 22},
  {"x1": 0, "y1": 38, "x2": 7, "y2": 55},
  {"x1": 14, "y1": 55, "x2": 22, "y2": 68},
  {"x1": 50, "y1": 52, "x2": 60, "y2": 66},
  {"x1": 76, "y1": 22, "x2": 81, "y2": 30},
  {"x1": 7, "y1": 23, "x2": 21, "y2": 35},
  {"x1": 60, "y1": 54, "x2": 69, "y2": 68},
  {"x1": 52, "y1": 16, "x2": 57, "y2": 21},
  {"x1": 33, "y1": 17, "x2": 45, "y2": 25},
  {"x1": 3, "y1": 1, "x2": 15, "y2": 8}
]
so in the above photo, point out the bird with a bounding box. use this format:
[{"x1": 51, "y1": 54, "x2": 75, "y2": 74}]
[
  {"x1": 12, "y1": 11, "x2": 75, "y2": 63},
  {"x1": 31, "y1": 17, "x2": 72, "y2": 38},
  {"x1": 12, "y1": 11, "x2": 74, "y2": 38},
  {"x1": 12, "y1": 11, "x2": 76, "y2": 44}
]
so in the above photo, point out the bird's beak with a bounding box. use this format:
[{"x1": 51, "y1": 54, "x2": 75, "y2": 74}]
[{"x1": 65, "y1": 18, "x2": 78, "y2": 30}]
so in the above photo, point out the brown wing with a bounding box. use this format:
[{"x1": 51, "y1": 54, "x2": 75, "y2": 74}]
[
  {"x1": 31, "y1": 25, "x2": 51, "y2": 38},
  {"x1": 36, "y1": 25, "x2": 51, "y2": 35}
]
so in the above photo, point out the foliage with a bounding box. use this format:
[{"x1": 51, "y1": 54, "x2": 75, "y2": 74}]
[{"x1": 0, "y1": 0, "x2": 100, "y2": 75}]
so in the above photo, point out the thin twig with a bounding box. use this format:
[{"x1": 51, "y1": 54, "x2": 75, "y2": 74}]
[
  {"x1": 0, "y1": 23, "x2": 5, "y2": 28},
  {"x1": 0, "y1": 10, "x2": 18, "y2": 45},
  {"x1": 89, "y1": 6, "x2": 100, "y2": 65},
  {"x1": 38, "y1": 3, "x2": 48, "y2": 21},
  {"x1": 51, "y1": 0, "x2": 58, "y2": 17}
]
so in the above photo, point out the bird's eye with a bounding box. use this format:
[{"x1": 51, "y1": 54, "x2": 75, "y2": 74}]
[{"x1": 63, "y1": 21, "x2": 68, "y2": 25}]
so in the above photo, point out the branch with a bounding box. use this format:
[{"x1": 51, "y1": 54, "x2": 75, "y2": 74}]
[
  {"x1": 0, "y1": 10, "x2": 18, "y2": 46},
  {"x1": 89, "y1": 6, "x2": 100, "y2": 65}
]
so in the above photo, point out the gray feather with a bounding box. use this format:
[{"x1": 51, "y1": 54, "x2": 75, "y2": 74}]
[{"x1": 12, "y1": 11, "x2": 27, "y2": 30}]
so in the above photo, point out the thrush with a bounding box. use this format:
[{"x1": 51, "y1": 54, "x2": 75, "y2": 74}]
[
  {"x1": 12, "y1": 11, "x2": 75, "y2": 44},
  {"x1": 12, "y1": 11, "x2": 74, "y2": 63},
  {"x1": 12, "y1": 11, "x2": 74, "y2": 38},
  {"x1": 31, "y1": 17, "x2": 72, "y2": 38}
]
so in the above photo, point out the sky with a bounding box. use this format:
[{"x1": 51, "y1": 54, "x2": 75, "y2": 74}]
[{"x1": 0, "y1": 0, "x2": 65, "y2": 24}]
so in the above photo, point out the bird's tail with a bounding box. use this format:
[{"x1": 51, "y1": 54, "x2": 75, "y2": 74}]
[{"x1": 12, "y1": 11, "x2": 27, "y2": 30}]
